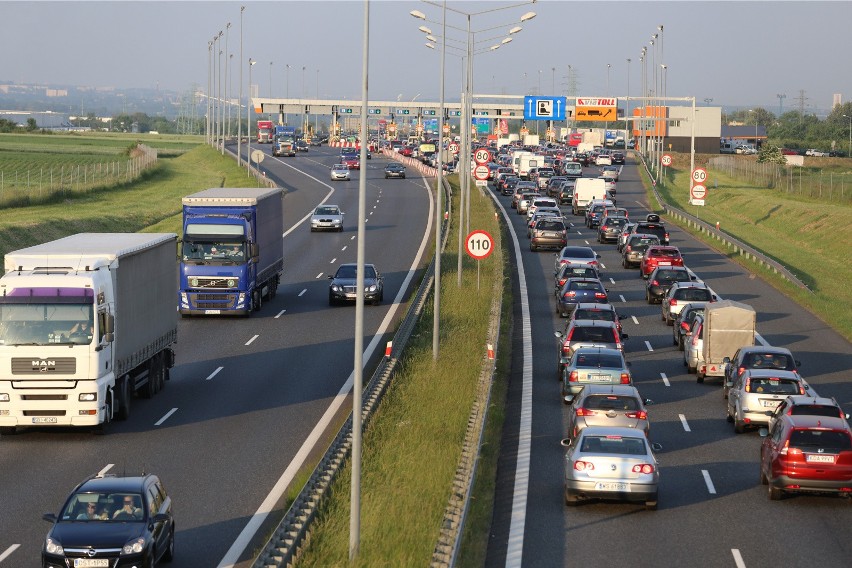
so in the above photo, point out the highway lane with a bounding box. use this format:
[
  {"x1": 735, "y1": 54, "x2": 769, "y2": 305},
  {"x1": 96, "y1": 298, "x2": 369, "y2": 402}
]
[
  {"x1": 0, "y1": 145, "x2": 433, "y2": 566},
  {"x1": 486, "y1": 157, "x2": 852, "y2": 567}
]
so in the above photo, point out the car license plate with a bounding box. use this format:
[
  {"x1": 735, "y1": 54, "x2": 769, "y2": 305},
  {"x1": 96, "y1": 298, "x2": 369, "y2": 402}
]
[
  {"x1": 762, "y1": 399, "x2": 781, "y2": 407},
  {"x1": 594, "y1": 482, "x2": 629, "y2": 491},
  {"x1": 74, "y1": 560, "x2": 109, "y2": 568},
  {"x1": 585, "y1": 374, "x2": 611, "y2": 383},
  {"x1": 204, "y1": 309, "x2": 221, "y2": 315},
  {"x1": 806, "y1": 454, "x2": 836, "y2": 464},
  {"x1": 32, "y1": 417, "x2": 57, "y2": 424},
  {"x1": 658, "y1": 261, "x2": 671, "y2": 266}
]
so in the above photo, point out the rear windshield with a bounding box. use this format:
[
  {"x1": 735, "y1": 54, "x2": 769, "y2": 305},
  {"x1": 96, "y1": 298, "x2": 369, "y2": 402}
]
[
  {"x1": 656, "y1": 270, "x2": 690, "y2": 282},
  {"x1": 562, "y1": 247, "x2": 595, "y2": 259},
  {"x1": 788, "y1": 429, "x2": 852, "y2": 453},
  {"x1": 570, "y1": 281, "x2": 603, "y2": 291},
  {"x1": 537, "y1": 220, "x2": 564, "y2": 231},
  {"x1": 604, "y1": 218, "x2": 627, "y2": 228},
  {"x1": 570, "y1": 326, "x2": 616, "y2": 343},
  {"x1": 584, "y1": 395, "x2": 639, "y2": 411},
  {"x1": 675, "y1": 288, "x2": 712, "y2": 302},
  {"x1": 580, "y1": 435, "x2": 647, "y2": 455},
  {"x1": 790, "y1": 405, "x2": 843, "y2": 419},
  {"x1": 573, "y1": 352, "x2": 622, "y2": 367},
  {"x1": 652, "y1": 249, "x2": 681, "y2": 258},
  {"x1": 744, "y1": 353, "x2": 795, "y2": 371},
  {"x1": 748, "y1": 378, "x2": 800, "y2": 395},
  {"x1": 573, "y1": 308, "x2": 615, "y2": 322}
]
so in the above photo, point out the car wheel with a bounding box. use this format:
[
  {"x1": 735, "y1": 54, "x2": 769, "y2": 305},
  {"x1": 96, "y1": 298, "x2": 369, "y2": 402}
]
[
  {"x1": 401, "y1": 175, "x2": 405, "y2": 179},
  {"x1": 252, "y1": 289, "x2": 262, "y2": 312},
  {"x1": 677, "y1": 335, "x2": 684, "y2": 350},
  {"x1": 564, "y1": 490, "x2": 580, "y2": 507},
  {"x1": 665, "y1": 314, "x2": 673, "y2": 326},
  {"x1": 328, "y1": 293, "x2": 336, "y2": 306},
  {"x1": 645, "y1": 497, "x2": 658, "y2": 511},
  {"x1": 696, "y1": 373, "x2": 704, "y2": 383},
  {"x1": 768, "y1": 484, "x2": 783, "y2": 501},
  {"x1": 760, "y1": 466, "x2": 768, "y2": 486},
  {"x1": 114, "y1": 377, "x2": 131, "y2": 421},
  {"x1": 530, "y1": 244, "x2": 536, "y2": 252},
  {"x1": 162, "y1": 526, "x2": 175, "y2": 562},
  {"x1": 734, "y1": 416, "x2": 746, "y2": 434}
]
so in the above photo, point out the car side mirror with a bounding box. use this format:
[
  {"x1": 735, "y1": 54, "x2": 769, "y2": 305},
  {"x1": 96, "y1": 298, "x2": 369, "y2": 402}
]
[
  {"x1": 725, "y1": 381, "x2": 733, "y2": 388},
  {"x1": 327, "y1": 275, "x2": 334, "y2": 280},
  {"x1": 560, "y1": 437, "x2": 573, "y2": 447},
  {"x1": 563, "y1": 395, "x2": 573, "y2": 405},
  {"x1": 758, "y1": 428, "x2": 769, "y2": 437},
  {"x1": 722, "y1": 357, "x2": 731, "y2": 364},
  {"x1": 621, "y1": 333, "x2": 629, "y2": 340},
  {"x1": 644, "y1": 398, "x2": 654, "y2": 405},
  {"x1": 42, "y1": 513, "x2": 57, "y2": 523},
  {"x1": 554, "y1": 331, "x2": 563, "y2": 339},
  {"x1": 651, "y1": 442, "x2": 663, "y2": 452}
]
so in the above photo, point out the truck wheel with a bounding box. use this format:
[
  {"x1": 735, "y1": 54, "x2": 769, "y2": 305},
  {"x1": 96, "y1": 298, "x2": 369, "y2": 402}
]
[
  {"x1": 252, "y1": 290, "x2": 262, "y2": 312},
  {"x1": 115, "y1": 378, "x2": 131, "y2": 421},
  {"x1": 0, "y1": 427, "x2": 17, "y2": 436}
]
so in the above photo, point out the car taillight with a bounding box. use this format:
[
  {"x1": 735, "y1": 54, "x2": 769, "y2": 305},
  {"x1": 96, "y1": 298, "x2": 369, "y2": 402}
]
[
  {"x1": 669, "y1": 298, "x2": 677, "y2": 306},
  {"x1": 798, "y1": 385, "x2": 805, "y2": 395},
  {"x1": 626, "y1": 245, "x2": 632, "y2": 252},
  {"x1": 620, "y1": 373, "x2": 631, "y2": 384},
  {"x1": 575, "y1": 406, "x2": 594, "y2": 415},
  {"x1": 589, "y1": 260, "x2": 599, "y2": 266},
  {"x1": 567, "y1": 370, "x2": 579, "y2": 382},
  {"x1": 665, "y1": 232, "x2": 670, "y2": 240},
  {"x1": 594, "y1": 292, "x2": 607, "y2": 299},
  {"x1": 632, "y1": 464, "x2": 655, "y2": 474},
  {"x1": 626, "y1": 410, "x2": 647, "y2": 419},
  {"x1": 738, "y1": 366, "x2": 745, "y2": 377},
  {"x1": 559, "y1": 278, "x2": 567, "y2": 287},
  {"x1": 564, "y1": 291, "x2": 576, "y2": 298},
  {"x1": 574, "y1": 460, "x2": 595, "y2": 471},
  {"x1": 691, "y1": 333, "x2": 700, "y2": 346}
]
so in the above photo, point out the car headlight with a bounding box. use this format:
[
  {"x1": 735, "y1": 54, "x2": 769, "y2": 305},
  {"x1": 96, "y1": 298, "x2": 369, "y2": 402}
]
[
  {"x1": 331, "y1": 285, "x2": 342, "y2": 292},
  {"x1": 79, "y1": 392, "x2": 97, "y2": 402},
  {"x1": 0, "y1": 393, "x2": 9, "y2": 402},
  {"x1": 45, "y1": 537, "x2": 64, "y2": 555},
  {"x1": 123, "y1": 537, "x2": 146, "y2": 555},
  {"x1": 366, "y1": 285, "x2": 377, "y2": 292}
]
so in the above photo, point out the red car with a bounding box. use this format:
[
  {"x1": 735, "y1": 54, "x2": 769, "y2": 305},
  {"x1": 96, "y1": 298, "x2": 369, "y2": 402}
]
[
  {"x1": 640, "y1": 245, "x2": 683, "y2": 278},
  {"x1": 400, "y1": 145, "x2": 415, "y2": 157},
  {"x1": 342, "y1": 156, "x2": 360, "y2": 170},
  {"x1": 760, "y1": 414, "x2": 852, "y2": 500}
]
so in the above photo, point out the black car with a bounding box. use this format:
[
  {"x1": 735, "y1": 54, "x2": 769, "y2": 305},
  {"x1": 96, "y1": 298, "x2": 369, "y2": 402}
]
[
  {"x1": 295, "y1": 139, "x2": 309, "y2": 152},
  {"x1": 42, "y1": 473, "x2": 174, "y2": 568},
  {"x1": 558, "y1": 182, "x2": 575, "y2": 205},
  {"x1": 556, "y1": 278, "x2": 608, "y2": 317},
  {"x1": 645, "y1": 266, "x2": 694, "y2": 303},
  {"x1": 384, "y1": 163, "x2": 406, "y2": 179},
  {"x1": 328, "y1": 263, "x2": 384, "y2": 305},
  {"x1": 633, "y1": 221, "x2": 669, "y2": 245},
  {"x1": 597, "y1": 216, "x2": 629, "y2": 243}
]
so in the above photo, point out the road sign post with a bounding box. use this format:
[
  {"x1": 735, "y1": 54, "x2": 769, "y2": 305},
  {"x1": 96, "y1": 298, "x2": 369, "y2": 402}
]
[
  {"x1": 690, "y1": 168, "x2": 708, "y2": 206},
  {"x1": 474, "y1": 148, "x2": 492, "y2": 165},
  {"x1": 465, "y1": 230, "x2": 494, "y2": 290}
]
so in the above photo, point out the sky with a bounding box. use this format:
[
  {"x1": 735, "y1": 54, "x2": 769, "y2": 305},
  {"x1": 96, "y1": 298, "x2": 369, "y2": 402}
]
[{"x1": 2, "y1": 0, "x2": 851, "y2": 115}]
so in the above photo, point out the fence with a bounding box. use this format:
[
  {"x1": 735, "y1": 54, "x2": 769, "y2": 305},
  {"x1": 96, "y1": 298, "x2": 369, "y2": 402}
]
[
  {"x1": 0, "y1": 145, "x2": 158, "y2": 207},
  {"x1": 708, "y1": 156, "x2": 851, "y2": 202}
]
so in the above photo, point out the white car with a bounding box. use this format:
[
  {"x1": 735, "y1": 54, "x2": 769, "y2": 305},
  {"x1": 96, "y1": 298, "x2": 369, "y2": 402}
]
[
  {"x1": 330, "y1": 164, "x2": 351, "y2": 181},
  {"x1": 595, "y1": 154, "x2": 612, "y2": 166},
  {"x1": 310, "y1": 204, "x2": 344, "y2": 232},
  {"x1": 804, "y1": 148, "x2": 829, "y2": 157}
]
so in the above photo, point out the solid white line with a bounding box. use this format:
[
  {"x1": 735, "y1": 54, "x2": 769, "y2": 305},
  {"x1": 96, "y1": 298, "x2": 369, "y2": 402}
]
[
  {"x1": 315, "y1": 273, "x2": 323, "y2": 279},
  {"x1": 0, "y1": 545, "x2": 20, "y2": 563},
  {"x1": 660, "y1": 372, "x2": 670, "y2": 386},
  {"x1": 275, "y1": 163, "x2": 337, "y2": 239},
  {"x1": 245, "y1": 335, "x2": 259, "y2": 346},
  {"x1": 679, "y1": 414, "x2": 691, "y2": 432},
  {"x1": 98, "y1": 464, "x2": 114, "y2": 477},
  {"x1": 702, "y1": 469, "x2": 717, "y2": 494},
  {"x1": 631, "y1": 315, "x2": 639, "y2": 325},
  {"x1": 274, "y1": 310, "x2": 286, "y2": 319},
  {"x1": 486, "y1": 191, "x2": 534, "y2": 568},
  {"x1": 155, "y1": 408, "x2": 178, "y2": 426},
  {"x1": 645, "y1": 340, "x2": 653, "y2": 351},
  {"x1": 619, "y1": 295, "x2": 627, "y2": 303},
  {"x1": 298, "y1": 289, "x2": 307, "y2": 297},
  {"x1": 217, "y1": 162, "x2": 437, "y2": 568},
  {"x1": 205, "y1": 367, "x2": 223, "y2": 381},
  {"x1": 732, "y1": 549, "x2": 747, "y2": 568}
]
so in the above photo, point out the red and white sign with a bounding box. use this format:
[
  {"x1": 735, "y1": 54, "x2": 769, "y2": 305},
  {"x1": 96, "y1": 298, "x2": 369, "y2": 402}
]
[
  {"x1": 499, "y1": 119, "x2": 509, "y2": 135},
  {"x1": 473, "y1": 165, "x2": 490, "y2": 181},
  {"x1": 576, "y1": 97, "x2": 617, "y2": 107},
  {"x1": 690, "y1": 184, "x2": 707, "y2": 200},
  {"x1": 465, "y1": 230, "x2": 494, "y2": 260},
  {"x1": 474, "y1": 148, "x2": 492, "y2": 165},
  {"x1": 448, "y1": 142, "x2": 460, "y2": 154},
  {"x1": 661, "y1": 154, "x2": 673, "y2": 167},
  {"x1": 692, "y1": 168, "x2": 708, "y2": 184}
]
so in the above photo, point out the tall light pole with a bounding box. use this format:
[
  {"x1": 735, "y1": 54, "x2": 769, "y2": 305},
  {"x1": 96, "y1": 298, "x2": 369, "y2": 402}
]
[
  {"x1": 843, "y1": 115, "x2": 852, "y2": 159},
  {"x1": 228, "y1": 53, "x2": 234, "y2": 142},
  {"x1": 315, "y1": 68, "x2": 320, "y2": 135},
  {"x1": 223, "y1": 22, "x2": 230, "y2": 154},
  {"x1": 247, "y1": 58, "x2": 256, "y2": 175},
  {"x1": 218, "y1": 38, "x2": 224, "y2": 151},
  {"x1": 285, "y1": 64, "x2": 291, "y2": 125},
  {"x1": 207, "y1": 39, "x2": 213, "y2": 145},
  {"x1": 238, "y1": 6, "x2": 245, "y2": 167},
  {"x1": 301, "y1": 66, "x2": 307, "y2": 133},
  {"x1": 626, "y1": 58, "x2": 631, "y2": 145},
  {"x1": 605, "y1": 63, "x2": 611, "y2": 147}
]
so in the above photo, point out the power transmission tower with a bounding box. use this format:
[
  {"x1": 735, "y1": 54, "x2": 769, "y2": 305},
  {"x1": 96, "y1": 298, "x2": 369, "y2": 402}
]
[
  {"x1": 176, "y1": 84, "x2": 199, "y2": 135},
  {"x1": 794, "y1": 89, "x2": 808, "y2": 123},
  {"x1": 776, "y1": 93, "x2": 786, "y2": 117}
]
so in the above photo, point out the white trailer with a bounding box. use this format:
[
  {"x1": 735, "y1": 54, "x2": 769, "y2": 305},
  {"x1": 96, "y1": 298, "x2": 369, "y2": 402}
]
[{"x1": 698, "y1": 300, "x2": 756, "y2": 382}]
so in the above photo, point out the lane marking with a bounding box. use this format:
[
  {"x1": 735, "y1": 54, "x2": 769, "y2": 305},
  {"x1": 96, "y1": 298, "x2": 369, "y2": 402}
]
[
  {"x1": 155, "y1": 408, "x2": 178, "y2": 426},
  {"x1": 341, "y1": 246, "x2": 348, "y2": 252},
  {"x1": 660, "y1": 372, "x2": 670, "y2": 386},
  {"x1": 631, "y1": 315, "x2": 639, "y2": 325},
  {"x1": 330, "y1": 258, "x2": 337, "y2": 264},
  {"x1": 98, "y1": 464, "x2": 114, "y2": 477},
  {"x1": 298, "y1": 289, "x2": 307, "y2": 297},
  {"x1": 274, "y1": 310, "x2": 286, "y2": 319},
  {"x1": 645, "y1": 340, "x2": 653, "y2": 351},
  {"x1": 350, "y1": 235, "x2": 356, "y2": 240},
  {"x1": 619, "y1": 295, "x2": 626, "y2": 303},
  {"x1": 702, "y1": 469, "x2": 717, "y2": 494},
  {"x1": 600, "y1": 263, "x2": 606, "y2": 269},
  {"x1": 732, "y1": 549, "x2": 746, "y2": 568},
  {"x1": 0, "y1": 545, "x2": 20, "y2": 563},
  {"x1": 245, "y1": 335, "x2": 259, "y2": 346},
  {"x1": 205, "y1": 367, "x2": 224, "y2": 381},
  {"x1": 583, "y1": 240, "x2": 590, "y2": 245},
  {"x1": 315, "y1": 273, "x2": 324, "y2": 279},
  {"x1": 679, "y1": 414, "x2": 691, "y2": 431}
]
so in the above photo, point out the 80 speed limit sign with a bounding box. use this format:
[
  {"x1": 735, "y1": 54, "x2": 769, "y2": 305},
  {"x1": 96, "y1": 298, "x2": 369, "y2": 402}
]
[
  {"x1": 474, "y1": 148, "x2": 492, "y2": 165},
  {"x1": 692, "y1": 168, "x2": 708, "y2": 184},
  {"x1": 465, "y1": 230, "x2": 494, "y2": 260}
]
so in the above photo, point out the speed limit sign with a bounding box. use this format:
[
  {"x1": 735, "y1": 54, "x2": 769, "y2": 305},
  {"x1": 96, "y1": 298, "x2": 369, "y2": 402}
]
[
  {"x1": 692, "y1": 168, "x2": 708, "y2": 184},
  {"x1": 661, "y1": 154, "x2": 673, "y2": 167},
  {"x1": 474, "y1": 148, "x2": 492, "y2": 165},
  {"x1": 465, "y1": 230, "x2": 494, "y2": 260},
  {"x1": 448, "y1": 142, "x2": 460, "y2": 154}
]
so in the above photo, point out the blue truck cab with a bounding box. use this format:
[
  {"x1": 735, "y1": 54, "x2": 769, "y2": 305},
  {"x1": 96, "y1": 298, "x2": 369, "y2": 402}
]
[{"x1": 179, "y1": 187, "x2": 284, "y2": 316}]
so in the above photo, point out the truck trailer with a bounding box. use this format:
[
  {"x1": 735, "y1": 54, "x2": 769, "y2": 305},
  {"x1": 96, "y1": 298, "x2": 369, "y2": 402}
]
[
  {"x1": 179, "y1": 187, "x2": 284, "y2": 316},
  {"x1": 0, "y1": 233, "x2": 178, "y2": 434},
  {"x1": 698, "y1": 300, "x2": 756, "y2": 382}
]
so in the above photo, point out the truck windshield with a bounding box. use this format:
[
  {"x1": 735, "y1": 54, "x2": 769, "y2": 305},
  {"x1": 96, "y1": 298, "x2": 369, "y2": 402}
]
[
  {"x1": 182, "y1": 241, "x2": 246, "y2": 263},
  {"x1": 0, "y1": 302, "x2": 94, "y2": 346}
]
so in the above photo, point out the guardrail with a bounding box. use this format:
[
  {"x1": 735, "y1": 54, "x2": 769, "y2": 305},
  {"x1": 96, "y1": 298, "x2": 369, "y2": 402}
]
[
  {"x1": 636, "y1": 151, "x2": 812, "y2": 293},
  {"x1": 253, "y1": 157, "x2": 450, "y2": 568}
]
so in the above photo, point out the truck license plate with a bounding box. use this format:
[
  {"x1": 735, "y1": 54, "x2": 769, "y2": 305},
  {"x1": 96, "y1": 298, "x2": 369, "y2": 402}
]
[
  {"x1": 32, "y1": 417, "x2": 58, "y2": 424},
  {"x1": 204, "y1": 309, "x2": 221, "y2": 314}
]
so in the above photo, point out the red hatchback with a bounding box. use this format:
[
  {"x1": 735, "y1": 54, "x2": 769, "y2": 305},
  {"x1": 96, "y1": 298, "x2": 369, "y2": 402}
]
[
  {"x1": 760, "y1": 414, "x2": 852, "y2": 500},
  {"x1": 342, "y1": 156, "x2": 360, "y2": 170},
  {"x1": 640, "y1": 245, "x2": 683, "y2": 279}
]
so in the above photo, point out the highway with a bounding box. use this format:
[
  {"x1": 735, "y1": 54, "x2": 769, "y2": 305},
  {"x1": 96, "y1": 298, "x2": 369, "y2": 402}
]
[
  {"x1": 485, "y1": 156, "x2": 852, "y2": 567},
  {"x1": 0, "y1": 144, "x2": 434, "y2": 566}
]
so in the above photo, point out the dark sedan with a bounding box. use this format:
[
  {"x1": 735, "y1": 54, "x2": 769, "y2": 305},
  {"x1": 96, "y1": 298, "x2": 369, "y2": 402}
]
[
  {"x1": 556, "y1": 278, "x2": 608, "y2": 317},
  {"x1": 645, "y1": 266, "x2": 694, "y2": 304},
  {"x1": 597, "y1": 216, "x2": 629, "y2": 243},
  {"x1": 384, "y1": 163, "x2": 406, "y2": 179},
  {"x1": 328, "y1": 263, "x2": 384, "y2": 305}
]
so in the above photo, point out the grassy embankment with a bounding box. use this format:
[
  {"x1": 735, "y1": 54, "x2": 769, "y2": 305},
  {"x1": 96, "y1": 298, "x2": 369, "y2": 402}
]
[{"x1": 645, "y1": 152, "x2": 852, "y2": 341}]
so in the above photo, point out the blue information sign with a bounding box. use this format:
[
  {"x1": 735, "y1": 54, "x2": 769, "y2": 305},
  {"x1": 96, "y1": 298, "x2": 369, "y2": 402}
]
[{"x1": 523, "y1": 96, "x2": 568, "y2": 121}]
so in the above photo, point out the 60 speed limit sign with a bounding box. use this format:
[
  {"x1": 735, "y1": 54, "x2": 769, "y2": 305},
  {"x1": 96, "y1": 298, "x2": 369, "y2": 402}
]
[{"x1": 465, "y1": 230, "x2": 494, "y2": 260}]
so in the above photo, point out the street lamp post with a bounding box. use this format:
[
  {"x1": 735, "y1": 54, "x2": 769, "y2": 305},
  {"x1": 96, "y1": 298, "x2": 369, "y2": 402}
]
[
  {"x1": 207, "y1": 39, "x2": 213, "y2": 145},
  {"x1": 285, "y1": 64, "x2": 290, "y2": 125},
  {"x1": 605, "y1": 63, "x2": 611, "y2": 147},
  {"x1": 238, "y1": 6, "x2": 244, "y2": 167},
  {"x1": 247, "y1": 58, "x2": 256, "y2": 176},
  {"x1": 218, "y1": 43, "x2": 224, "y2": 152},
  {"x1": 842, "y1": 114, "x2": 852, "y2": 158},
  {"x1": 626, "y1": 58, "x2": 631, "y2": 144},
  {"x1": 223, "y1": 22, "x2": 230, "y2": 155}
]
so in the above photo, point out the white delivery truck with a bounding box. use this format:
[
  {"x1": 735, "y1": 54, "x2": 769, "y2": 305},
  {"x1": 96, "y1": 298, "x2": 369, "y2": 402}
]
[
  {"x1": 698, "y1": 300, "x2": 756, "y2": 382},
  {"x1": 572, "y1": 178, "x2": 608, "y2": 216},
  {"x1": 0, "y1": 233, "x2": 178, "y2": 434},
  {"x1": 511, "y1": 150, "x2": 534, "y2": 176}
]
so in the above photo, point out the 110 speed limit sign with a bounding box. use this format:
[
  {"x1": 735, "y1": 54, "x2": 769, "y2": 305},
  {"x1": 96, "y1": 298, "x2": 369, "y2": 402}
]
[{"x1": 465, "y1": 230, "x2": 494, "y2": 260}]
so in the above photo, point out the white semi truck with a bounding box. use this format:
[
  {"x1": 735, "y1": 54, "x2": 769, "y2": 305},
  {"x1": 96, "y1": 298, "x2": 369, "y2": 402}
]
[{"x1": 0, "y1": 233, "x2": 178, "y2": 434}]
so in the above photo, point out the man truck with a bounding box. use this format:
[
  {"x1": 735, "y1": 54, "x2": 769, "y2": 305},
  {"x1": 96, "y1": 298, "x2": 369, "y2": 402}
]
[
  {"x1": 179, "y1": 187, "x2": 284, "y2": 316},
  {"x1": 0, "y1": 233, "x2": 178, "y2": 434}
]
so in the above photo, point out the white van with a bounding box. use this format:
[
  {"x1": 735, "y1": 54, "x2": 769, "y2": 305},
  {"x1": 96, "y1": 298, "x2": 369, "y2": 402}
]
[
  {"x1": 572, "y1": 178, "x2": 608, "y2": 216},
  {"x1": 518, "y1": 154, "x2": 544, "y2": 180}
]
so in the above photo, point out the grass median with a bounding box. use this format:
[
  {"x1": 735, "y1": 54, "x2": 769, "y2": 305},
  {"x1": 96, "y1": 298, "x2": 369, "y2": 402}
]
[{"x1": 296, "y1": 179, "x2": 507, "y2": 567}]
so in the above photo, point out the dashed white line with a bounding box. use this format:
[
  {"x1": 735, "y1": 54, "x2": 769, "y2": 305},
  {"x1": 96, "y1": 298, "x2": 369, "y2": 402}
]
[
  {"x1": 315, "y1": 273, "x2": 324, "y2": 279},
  {"x1": 98, "y1": 464, "x2": 114, "y2": 476},
  {"x1": 298, "y1": 289, "x2": 307, "y2": 297},
  {"x1": 631, "y1": 315, "x2": 639, "y2": 325},
  {"x1": 600, "y1": 263, "x2": 606, "y2": 269},
  {"x1": 330, "y1": 258, "x2": 336, "y2": 264},
  {"x1": 0, "y1": 545, "x2": 20, "y2": 563},
  {"x1": 702, "y1": 469, "x2": 717, "y2": 494},
  {"x1": 731, "y1": 549, "x2": 746, "y2": 568},
  {"x1": 583, "y1": 240, "x2": 590, "y2": 245},
  {"x1": 644, "y1": 340, "x2": 653, "y2": 351},
  {"x1": 660, "y1": 372, "x2": 670, "y2": 386},
  {"x1": 245, "y1": 335, "x2": 259, "y2": 346},
  {"x1": 155, "y1": 408, "x2": 178, "y2": 426},
  {"x1": 205, "y1": 367, "x2": 224, "y2": 381},
  {"x1": 609, "y1": 277, "x2": 615, "y2": 284},
  {"x1": 619, "y1": 295, "x2": 627, "y2": 303},
  {"x1": 341, "y1": 246, "x2": 347, "y2": 252},
  {"x1": 350, "y1": 235, "x2": 356, "y2": 240},
  {"x1": 274, "y1": 310, "x2": 286, "y2": 319},
  {"x1": 679, "y1": 414, "x2": 691, "y2": 432}
]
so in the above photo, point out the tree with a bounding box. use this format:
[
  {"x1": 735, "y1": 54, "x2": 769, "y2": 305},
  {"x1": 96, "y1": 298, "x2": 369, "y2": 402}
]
[
  {"x1": 757, "y1": 143, "x2": 786, "y2": 165},
  {"x1": 25, "y1": 118, "x2": 38, "y2": 132}
]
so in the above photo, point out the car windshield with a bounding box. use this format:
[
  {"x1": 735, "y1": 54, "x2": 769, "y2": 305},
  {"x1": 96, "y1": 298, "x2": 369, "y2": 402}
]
[
  {"x1": 584, "y1": 395, "x2": 640, "y2": 411},
  {"x1": 573, "y1": 308, "x2": 615, "y2": 322},
  {"x1": 749, "y1": 378, "x2": 800, "y2": 395},
  {"x1": 580, "y1": 435, "x2": 647, "y2": 455},
  {"x1": 745, "y1": 353, "x2": 795, "y2": 370},
  {"x1": 60, "y1": 492, "x2": 145, "y2": 522},
  {"x1": 788, "y1": 430, "x2": 852, "y2": 453},
  {"x1": 573, "y1": 352, "x2": 622, "y2": 368},
  {"x1": 335, "y1": 265, "x2": 377, "y2": 279},
  {"x1": 569, "y1": 326, "x2": 615, "y2": 343},
  {"x1": 333, "y1": 165, "x2": 348, "y2": 171},
  {"x1": 315, "y1": 207, "x2": 340, "y2": 216}
]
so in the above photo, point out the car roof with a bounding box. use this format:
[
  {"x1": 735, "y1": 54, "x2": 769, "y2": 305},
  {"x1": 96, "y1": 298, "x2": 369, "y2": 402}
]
[
  {"x1": 577, "y1": 384, "x2": 641, "y2": 397},
  {"x1": 77, "y1": 474, "x2": 156, "y2": 493},
  {"x1": 737, "y1": 345, "x2": 795, "y2": 356},
  {"x1": 741, "y1": 369, "x2": 802, "y2": 379},
  {"x1": 779, "y1": 395, "x2": 841, "y2": 408}
]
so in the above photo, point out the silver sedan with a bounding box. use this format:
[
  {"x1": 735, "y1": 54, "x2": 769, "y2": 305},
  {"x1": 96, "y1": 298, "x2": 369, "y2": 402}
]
[{"x1": 310, "y1": 204, "x2": 344, "y2": 232}]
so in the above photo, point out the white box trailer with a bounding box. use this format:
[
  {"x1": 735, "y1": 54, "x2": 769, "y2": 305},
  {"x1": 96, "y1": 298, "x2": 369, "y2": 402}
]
[
  {"x1": 698, "y1": 300, "x2": 756, "y2": 382},
  {"x1": 0, "y1": 233, "x2": 178, "y2": 433}
]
